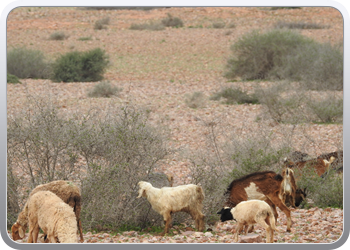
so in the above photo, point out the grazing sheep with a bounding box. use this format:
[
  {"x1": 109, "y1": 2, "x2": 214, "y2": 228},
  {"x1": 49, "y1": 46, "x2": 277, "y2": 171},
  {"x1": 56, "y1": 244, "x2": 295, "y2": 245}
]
[
  {"x1": 137, "y1": 181, "x2": 205, "y2": 235},
  {"x1": 218, "y1": 200, "x2": 278, "y2": 243},
  {"x1": 26, "y1": 191, "x2": 78, "y2": 243},
  {"x1": 11, "y1": 180, "x2": 83, "y2": 243}
]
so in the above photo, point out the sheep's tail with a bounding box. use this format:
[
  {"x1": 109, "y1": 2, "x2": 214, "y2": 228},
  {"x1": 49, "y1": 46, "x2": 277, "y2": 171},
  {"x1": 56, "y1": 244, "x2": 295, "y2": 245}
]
[{"x1": 196, "y1": 186, "x2": 205, "y2": 202}]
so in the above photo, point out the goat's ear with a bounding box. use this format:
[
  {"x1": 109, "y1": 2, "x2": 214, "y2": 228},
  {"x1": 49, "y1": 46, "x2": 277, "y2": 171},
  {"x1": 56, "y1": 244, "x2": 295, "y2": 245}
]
[{"x1": 217, "y1": 208, "x2": 224, "y2": 215}]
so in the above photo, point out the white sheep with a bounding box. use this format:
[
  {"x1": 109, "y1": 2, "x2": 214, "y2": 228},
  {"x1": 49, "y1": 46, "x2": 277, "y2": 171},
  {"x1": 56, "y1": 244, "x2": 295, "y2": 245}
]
[
  {"x1": 12, "y1": 180, "x2": 83, "y2": 242},
  {"x1": 137, "y1": 181, "x2": 205, "y2": 235},
  {"x1": 26, "y1": 191, "x2": 78, "y2": 243},
  {"x1": 218, "y1": 200, "x2": 278, "y2": 243}
]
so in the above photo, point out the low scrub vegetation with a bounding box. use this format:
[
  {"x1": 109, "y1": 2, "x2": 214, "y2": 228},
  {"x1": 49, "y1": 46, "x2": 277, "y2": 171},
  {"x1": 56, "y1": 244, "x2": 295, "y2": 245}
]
[
  {"x1": 87, "y1": 81, "x2": 122, "y2": 98},
  {"x1": 211, "y1": 86, "x2": 259, "y2": 105},
  {"x1": 94, "y1": 17, "x2": 110, "y2": 30},
  {"x1": 161, "y1": 14, "x2": 184, "y2": 28},
  {"x1": 7, "y1": 47, "x2": 52, "y2": 79},
  {"x1": 184, "y1": 92, "x2": 207, "y2": 108},
  {"x1": 49, "y1": 31, "x2": 68, "y2": 40},
  {"x1": 224, "y1": 29, "x2": 343, "y2": 91},
  {"x1": 129, "y1": 22, "x2": 165, "y2": 31},
  {"x1": 274, "y1": 21, "x2": 328, "y2": 29},
  {"x1": 7, "y1": 73, "x2": 21, "y2": 84}
]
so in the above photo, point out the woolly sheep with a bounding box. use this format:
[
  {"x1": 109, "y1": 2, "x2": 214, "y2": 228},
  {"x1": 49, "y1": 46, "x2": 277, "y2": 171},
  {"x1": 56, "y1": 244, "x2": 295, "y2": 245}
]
[
  {"x1": 11, "y1": 180, "x2": 83, "y2": 242},
  {"x1": 137, "y1": 181, "x2": 205, "y2": 235},
  {"x1": 218, "y1": 200, "x2": 278, "y2": 243},
  {"x1": 26, "y1": 191, "x2": 78, "y2": 243}
]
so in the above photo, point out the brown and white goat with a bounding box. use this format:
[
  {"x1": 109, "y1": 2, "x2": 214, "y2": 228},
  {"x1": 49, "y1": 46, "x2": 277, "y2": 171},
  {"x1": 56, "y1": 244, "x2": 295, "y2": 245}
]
[
  {"x1": 284, "y1": 156, "x2": 335, "y2": 177},
  {"x1": 220, "y1": 171, "x2": 292, "y2": 232},
  {"x1": 11, "y1": 180, "x2": 83, "y2": 243},
  {"x1": 137, "y1": 181, "x2": 205, "y2": 235}
]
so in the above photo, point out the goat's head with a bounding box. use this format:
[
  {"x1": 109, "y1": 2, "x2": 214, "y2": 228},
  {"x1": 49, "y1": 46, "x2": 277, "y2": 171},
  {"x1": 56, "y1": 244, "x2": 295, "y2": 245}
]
[
  {"x1": 137, "y1": 181, "x2": 152, "y2": 198},
  {"x1": 217, "y1": 207, "x2": 234, "y2": 222},
  {"x1": 295, "y1": 188, "x2": 307, "y2": 207},
  {"x1": 11, "y1": 222, "x2": 26, "y2": 241}
]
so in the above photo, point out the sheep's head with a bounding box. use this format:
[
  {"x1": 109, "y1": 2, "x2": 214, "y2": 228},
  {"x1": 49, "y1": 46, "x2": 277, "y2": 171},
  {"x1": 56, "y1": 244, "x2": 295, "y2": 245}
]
[
  {"x1": 11, "y1": 222, "x2": 26, "y2": 241},
  {"x1": 137, "y1": 181, "x2": 151, "y2": 198},
  {"x1": 217, "y1": 207, "x2": 234, "y2": 222}
]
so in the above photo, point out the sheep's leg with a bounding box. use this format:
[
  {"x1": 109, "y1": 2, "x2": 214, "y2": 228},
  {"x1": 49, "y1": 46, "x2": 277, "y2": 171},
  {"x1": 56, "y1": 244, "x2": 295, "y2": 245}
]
[
  {"x1": 29, "y1": 224, "x2": 40, "y2": 243},
  {"x1": 193, "y1": 212, "x2": 205, "y2": 232},
  {"x1": 265, "y1": 199, "x2": 278, "y2": 223},
  {"x1": 256, "y1": 216, "x2": 272, "y2": 243},
  {"x1": 233, "y1": 223, "x2": 244, "y2": 243},
  {"x1": 48, "y1": 235, "x2": 57, "y2": 243},
  {"x1": 268, "y1": 195, "x2": 292, "y2": 232}
]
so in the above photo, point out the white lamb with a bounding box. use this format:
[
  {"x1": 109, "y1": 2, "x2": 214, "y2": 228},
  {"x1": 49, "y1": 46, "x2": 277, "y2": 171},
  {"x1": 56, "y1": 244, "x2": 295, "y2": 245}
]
[
  {"x1": 218, "y1": 200, "x2": 278, "y2": 243},
  {"x1": 137, "y1": 181, "x2": 205, "y2": 235},
  {"x1": 26, "y1": 191, "x2": 78, "y2": 243}
]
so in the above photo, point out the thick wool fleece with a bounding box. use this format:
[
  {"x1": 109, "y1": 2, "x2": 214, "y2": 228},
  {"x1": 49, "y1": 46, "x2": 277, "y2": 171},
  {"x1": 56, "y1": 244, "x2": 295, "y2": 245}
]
[
  {"x1": 11, "y1": 180, "x2": 83, "y2": 242},
  {"x1": 27, "y1": 191, "x2": 78, "y2": 243}
]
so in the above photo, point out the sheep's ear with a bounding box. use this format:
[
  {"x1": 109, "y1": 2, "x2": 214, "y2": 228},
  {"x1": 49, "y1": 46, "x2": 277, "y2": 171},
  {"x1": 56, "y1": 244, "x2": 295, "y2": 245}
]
[
  {"x1": 18, "y1": 225, "x2": 25, "y2": 238},
  {"x1": 137, "y1": 188, "x2": 145, "y2": 198},
  {"x1": 217, "y1": 208, "x2": 224, "y2": 215}
]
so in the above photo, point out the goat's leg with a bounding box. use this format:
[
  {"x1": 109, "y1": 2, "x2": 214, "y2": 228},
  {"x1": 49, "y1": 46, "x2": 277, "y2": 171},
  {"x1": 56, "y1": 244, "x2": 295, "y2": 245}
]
[
  {"x1": 265, "y1": 199, "x2": 278, "y2": 223},
  {"x1": 268, "y1": 195, "x2": 292, "y2": 232},
  {"x1": 163, "y1": 213, "x2": 172, "y2": 235},
  {"x1": 256, "y1": 217, "x2": 272, "y2": 243},
  {"x1": 31, "y1": 224, "x2": 40, "y2": 243}
]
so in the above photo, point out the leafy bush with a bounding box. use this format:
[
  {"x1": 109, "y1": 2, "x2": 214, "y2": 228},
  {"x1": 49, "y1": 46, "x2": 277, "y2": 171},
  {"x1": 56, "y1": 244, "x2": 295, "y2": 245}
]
[
  {"x1": 87, "y1": 81, "x2": 122, "y2": 98},
  {"x1": 7, "y1": 73, "x2": 21, "y2": 84},
  {"x1": 211, "y1": 86, "x2": 259, "y2": 105},
  {"x1": 224, "y1": 29, "x2": 315, "y2": 80},
  {"x1": 7, "y1": 47, "x2": 52, "y2": 79},
  {"x1": 184, "y1": 92, "x2": 207, "y2": 108},
  {"x1": 161, "y1": 14, "x2": 184, "y2": 28},
  {"x1": 295, "y1": 167, "x2": 343, "y2": 208},
  {"x1": 51, "y1": 48, "x2": 109, "y2": 82},
  {"x1": 224, "y1": 29, "x2": 343, "y2": 91}
]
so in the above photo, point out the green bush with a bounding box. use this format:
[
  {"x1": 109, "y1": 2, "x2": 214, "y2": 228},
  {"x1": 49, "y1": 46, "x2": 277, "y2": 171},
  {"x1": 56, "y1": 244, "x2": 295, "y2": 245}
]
[
  {"x1": 295, "y1": 167, "x2": 343, "y2": 209},
  {"x1": 51, "y1": 48, "x2": 109, "y2": 82},
  {"x1": 7, "y1": 73, "x2": 21, "y2": 84},
  {"x1": 275, "y1": 42, "x2": 343, "y2": 90},
  {"x1": 7, "y1": 47, "x2": 52, "y2": 79},
  {"x1": 87, "y1": 81, "x2": 122, "y2": 98},
  {"x1": 224, "y1": 29, "x2": 343, "y2": 91},
  {"x1": 224, "y1": 29, "x2": 315, "y2": 80},
  {"x1": 211, "y1": 86, "x2": 259, "y2": 105}
]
